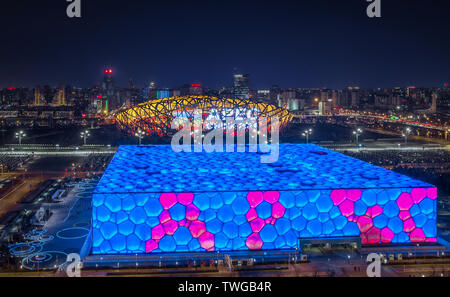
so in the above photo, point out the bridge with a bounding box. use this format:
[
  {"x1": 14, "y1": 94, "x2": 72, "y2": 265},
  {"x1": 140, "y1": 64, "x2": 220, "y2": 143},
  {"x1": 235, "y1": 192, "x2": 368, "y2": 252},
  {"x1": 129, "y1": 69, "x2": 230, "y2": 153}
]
[
  {"x1": 292, "y1": 113, "x2": 447, "y2": 132},
  {"x1": 0, "y1": 144, "x2": 117, "y2": 156}
]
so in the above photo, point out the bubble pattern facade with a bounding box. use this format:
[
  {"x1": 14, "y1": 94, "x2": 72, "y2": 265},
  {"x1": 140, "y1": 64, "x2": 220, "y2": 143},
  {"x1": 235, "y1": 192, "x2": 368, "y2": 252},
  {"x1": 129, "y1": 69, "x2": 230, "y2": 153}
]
[
  {"x1": 92, "y1": 188, "x2": 437, "y2": 254},
  {"x1": 92, "y1": 145, "x2": 437, "y2": 254}
]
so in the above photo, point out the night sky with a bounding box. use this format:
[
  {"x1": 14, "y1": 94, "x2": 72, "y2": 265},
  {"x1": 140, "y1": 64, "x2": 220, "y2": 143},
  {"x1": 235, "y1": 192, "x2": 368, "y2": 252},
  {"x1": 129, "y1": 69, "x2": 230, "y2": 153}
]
[{"x1": 0, "y1": 0, "x2": 449, "y2": 89}]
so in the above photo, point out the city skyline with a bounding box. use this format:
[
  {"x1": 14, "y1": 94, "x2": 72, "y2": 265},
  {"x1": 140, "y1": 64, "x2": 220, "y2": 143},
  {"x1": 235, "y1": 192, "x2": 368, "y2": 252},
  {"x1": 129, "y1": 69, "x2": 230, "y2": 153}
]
[
  {"x1": 1, "y1": 0, "x2": 449, "y2": 89},
  {"x1": 1, "y1": 69, "x2": 449, "y2": 91},
  {"x1": 0, "y1": 77, "x2": 449, "y2": 91},
  {"x1": 1, "y1": 67, "x2": 448, "y2": 93}
]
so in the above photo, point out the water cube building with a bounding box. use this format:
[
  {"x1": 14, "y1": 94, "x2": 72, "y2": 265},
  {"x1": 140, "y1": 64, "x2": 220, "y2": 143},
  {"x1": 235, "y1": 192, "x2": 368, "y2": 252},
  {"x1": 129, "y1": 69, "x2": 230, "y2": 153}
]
[{"x1": 91, "y1": 144, "x2": 437, "y2": 255}]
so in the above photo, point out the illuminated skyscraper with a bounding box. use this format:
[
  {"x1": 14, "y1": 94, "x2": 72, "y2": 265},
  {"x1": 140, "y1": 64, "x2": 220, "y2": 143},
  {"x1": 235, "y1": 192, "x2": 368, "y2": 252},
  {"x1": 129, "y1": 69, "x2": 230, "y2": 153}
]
[
  {"x1": 331, "y1": 91, "x2": 338, "y2": 109},
  {"x1": 101, "y1": 68, "x2": 116, "y2": 113},
  {"x1": 277, "y1": 89, "x2": 300, "y2": 111},
  {"x1": 320, "y1": 89, "x2": 329, "y2": 102},
  {"x1": 189, "y1": 83, "x2": 203, "y2": 95},
  {"x1": 349, "y1": 87, "x2": 360, "y2": 108},
  {"x1": 102, "y1": 69, "x2": 115, "y2": 96},
  {"x1": 233, "y1": 74, "x2": 250, "y2": 99},
  {"x1": 430, "y1": 92, "x2": 437, "y2": 113}
]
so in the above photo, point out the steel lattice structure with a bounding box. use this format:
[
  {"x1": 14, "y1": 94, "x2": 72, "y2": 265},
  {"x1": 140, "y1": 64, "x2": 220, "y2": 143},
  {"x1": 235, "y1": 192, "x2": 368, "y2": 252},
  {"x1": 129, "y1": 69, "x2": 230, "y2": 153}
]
[{"x1": 114, "y1": 96, "x2": 293, "y2": 136}]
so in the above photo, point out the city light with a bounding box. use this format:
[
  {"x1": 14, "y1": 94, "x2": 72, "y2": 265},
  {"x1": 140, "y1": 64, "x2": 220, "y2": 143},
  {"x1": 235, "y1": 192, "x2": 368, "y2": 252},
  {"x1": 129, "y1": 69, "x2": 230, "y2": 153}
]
[
  {"x1": 80, "y1": 130, "x2": 90, "y2": 145},
  {"x1": 302, "y1": 129, "x2": 313, "y2": 144},
  {"x1": 15, "y1": 130, "x2": 26, "y2": 145},
  {"x1": 353, "y1": 128, "x2": 363, "y2": 148},
  {"x1": 135, "y1": 130, "x2": 145, "y2": 145}
]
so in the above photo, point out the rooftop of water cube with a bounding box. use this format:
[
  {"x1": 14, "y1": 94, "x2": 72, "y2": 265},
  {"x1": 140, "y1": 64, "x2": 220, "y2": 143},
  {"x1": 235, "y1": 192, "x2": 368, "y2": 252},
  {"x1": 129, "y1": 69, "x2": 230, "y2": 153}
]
[{"x1": 94, "y1": 144, "x2": 432, "y2": 194}]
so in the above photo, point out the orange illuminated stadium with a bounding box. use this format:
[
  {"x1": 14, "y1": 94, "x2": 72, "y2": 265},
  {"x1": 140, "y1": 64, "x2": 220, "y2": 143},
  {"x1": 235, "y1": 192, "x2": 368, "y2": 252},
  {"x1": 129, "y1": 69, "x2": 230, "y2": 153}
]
[{"x1": 114, "y1": 96, "x2": 293, "y2": 136}]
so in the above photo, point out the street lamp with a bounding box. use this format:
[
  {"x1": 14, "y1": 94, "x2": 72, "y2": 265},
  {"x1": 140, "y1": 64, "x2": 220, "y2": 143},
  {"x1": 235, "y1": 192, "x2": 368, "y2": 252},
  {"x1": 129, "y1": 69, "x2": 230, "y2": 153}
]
[
  {"x1": 302, "y1": 129, "x2": 313, "y2": 144},
  {"x1": 353, "y1": 128, "x2": 363, "y2": 148},
  {"x1": 135, "y1": 130, "x2": 145, "y2": 145},
  {"x1": 80, "y1": 130, "x2": 90, "y2": 145},
  {"x1": 15, "y1": 131, "x2": 26, "y2": 145},
  {"x1": 403, "y1": 127, "x2": 411, "y2": 144}
]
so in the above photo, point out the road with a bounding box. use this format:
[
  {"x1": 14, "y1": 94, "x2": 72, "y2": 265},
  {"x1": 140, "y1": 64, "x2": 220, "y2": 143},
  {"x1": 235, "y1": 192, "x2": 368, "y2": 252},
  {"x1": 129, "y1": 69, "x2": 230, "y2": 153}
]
[{"x1": 0, "y1": 175, "x2": 45, "y2": 218}]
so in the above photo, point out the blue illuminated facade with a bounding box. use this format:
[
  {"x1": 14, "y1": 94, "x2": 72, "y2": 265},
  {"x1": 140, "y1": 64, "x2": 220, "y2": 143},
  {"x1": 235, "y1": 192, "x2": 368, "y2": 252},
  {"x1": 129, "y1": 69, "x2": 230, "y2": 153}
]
[{"x1": 91, "y1": 144, "x2": 437, "y2": 255}]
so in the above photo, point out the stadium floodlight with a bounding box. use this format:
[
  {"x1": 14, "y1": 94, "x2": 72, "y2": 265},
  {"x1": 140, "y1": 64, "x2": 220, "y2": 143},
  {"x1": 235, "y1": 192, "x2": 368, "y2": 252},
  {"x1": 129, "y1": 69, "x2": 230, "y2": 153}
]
[
  {"x1": 404, "y1": 127, "x2": 411, "y2": 144},
  {"x1": 135, "y1": 130, "x2": 145, "y2": 145},
  {"x1": 15, "y1": 130, "x2": 26, "y2": 145},
  {"x1": 81, "y1": 130, "x2": 90, "y2": 145},
  {"x1": 353, "y1": 128, "x2": 363, "y2": 148},
  {"x1": 302, "y1": 129, "x2": 313, "y2": 144}
]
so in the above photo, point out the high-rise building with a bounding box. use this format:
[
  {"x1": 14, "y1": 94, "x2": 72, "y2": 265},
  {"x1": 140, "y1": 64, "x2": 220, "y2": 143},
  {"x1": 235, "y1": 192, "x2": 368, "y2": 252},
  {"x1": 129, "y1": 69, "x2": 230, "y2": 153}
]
[
  {"x1": 349, "y1": 87, "x2": 360, "y2": 108},
  {"x1": 255, "y1": 90, "x2": 271, "y2": 102},
  {"x1": 34, "y1": 86, "x2": 42, "y2": 106},
  {"x1": 233, "y1": 74, "x2": 250, "y2": 99},
  {"x1": 320, "y1": 89, "x2": 329, "y2": 102},
  {"x1": 56, "y1": 85, "x2": 66, "y2": 106},
  {"x1": 102, "y1": 69, "x2": 115, "y2": 96},
  {"x1": 101, "y1": 68, "x2": 117, "y2": 113},
  {"x1": 437, "y1": 84, "x2": 450, "y2": 114},
  {"x1": 277, "y1": 89, "x2": 301, "y2": 111},
  {"x1": 156, "y1": 90, "x2": 170, "y2": 99},
  {"x1": 189, "y1": 83, "x2": 203, "y2": 96},
  {"x1": 430, "y1": 92, "x2": 437, "y2": 113},
  {"x1": 331, "y1": 91, "x2": 338, "y2": 109},
  {"x1": 42, "y1": 85, "x2": 54, "y2": 105},
  {"x1": 128, "y1": 78, "x2": 136, "y2": 89},
  {"x1": 269, "y1": 85, "x2": 281, "y2": 104}
]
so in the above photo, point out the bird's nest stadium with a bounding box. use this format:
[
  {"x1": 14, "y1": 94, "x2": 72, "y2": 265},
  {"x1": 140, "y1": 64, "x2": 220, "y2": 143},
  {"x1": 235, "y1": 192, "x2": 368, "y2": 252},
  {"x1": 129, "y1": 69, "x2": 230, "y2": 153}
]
[{"x1": 114, "y1": 96, "x2": 293, "y2": 136}]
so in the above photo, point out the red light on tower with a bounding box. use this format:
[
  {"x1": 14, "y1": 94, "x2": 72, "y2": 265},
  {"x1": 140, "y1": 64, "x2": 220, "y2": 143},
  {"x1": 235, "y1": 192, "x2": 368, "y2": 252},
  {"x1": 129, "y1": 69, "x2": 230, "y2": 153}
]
[
  {"x1": 105, "y1": 68, "x2": 113, "y2": 74},
  {"x1": 191, "y1": 83, "x2": 201, "y2": 87}
]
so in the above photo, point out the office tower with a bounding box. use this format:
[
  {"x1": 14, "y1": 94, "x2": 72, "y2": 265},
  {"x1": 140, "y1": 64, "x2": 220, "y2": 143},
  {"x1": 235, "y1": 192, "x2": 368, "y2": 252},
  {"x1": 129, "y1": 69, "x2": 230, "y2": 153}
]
[
  {"x1": 233, "y1": 74, "x2": 250, "y2": 99},
  {"x1": 34, "y1": 86, "x2": 42, "y2": 106},
  {"x1": 101, "y1": 68, "x2": 116, "y2": 113},
  {"x1": 350, "y1": 87, "x2": 360, "y2": 108}
]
